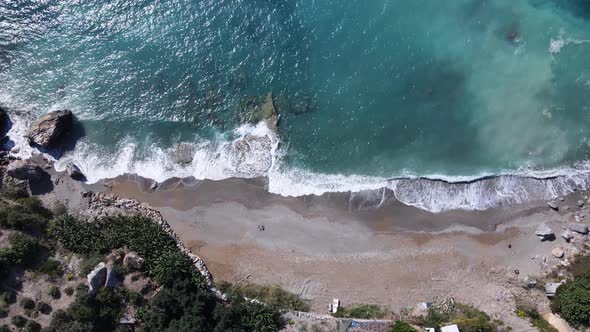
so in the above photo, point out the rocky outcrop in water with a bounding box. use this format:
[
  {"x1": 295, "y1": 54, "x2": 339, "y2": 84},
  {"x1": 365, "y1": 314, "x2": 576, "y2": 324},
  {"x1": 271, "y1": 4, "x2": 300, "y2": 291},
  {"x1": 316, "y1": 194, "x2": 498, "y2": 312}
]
[
  {"x1": 6, "y1": 159, "x2": 46, "y2": 182},
  {"x1": 26, "y1": 110, "x2": 73, "y2": 148},
  {"x1": 237, "y1": 93, "x2": 278, "y2": 131},
  {"x1": 0, "y1": 107, "x2": 8, "y2": 137},
  {"x1": 171, "y1": 142, "x2": 195, "y2": 165}
]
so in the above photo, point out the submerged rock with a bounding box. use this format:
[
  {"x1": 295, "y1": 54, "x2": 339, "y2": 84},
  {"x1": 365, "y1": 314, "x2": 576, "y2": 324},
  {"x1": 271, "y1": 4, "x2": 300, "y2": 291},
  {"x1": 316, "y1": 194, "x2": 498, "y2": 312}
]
[
  {"x1": 6, "y1": 160, "x2": 46, "y2": 182},
  {"x1": 26, "y1": 110, "x2": 73, "y2": 148},
  {"x1": 237, "y1": 93, "x2": 278, "y2": 131},
  {"x1": 569, "y1": 223, "x2": 589, "y2": 235},
  {"x1": 535, "y1": 223, "x2": 555, "y2": 241},
  {"x1": 547, "y1": 201, "x2": 558, "y2": 211},
  {"x1": 87, "y1": 262, "x2": 107, "y2": 292}
]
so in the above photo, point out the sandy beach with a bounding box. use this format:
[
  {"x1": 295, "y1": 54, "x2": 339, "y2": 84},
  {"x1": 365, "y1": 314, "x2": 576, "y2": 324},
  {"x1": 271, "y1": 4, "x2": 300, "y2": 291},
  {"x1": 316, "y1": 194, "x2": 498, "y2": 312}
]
[{"x1": 84, "y1": 173, "x2": 589, "y2": 329}]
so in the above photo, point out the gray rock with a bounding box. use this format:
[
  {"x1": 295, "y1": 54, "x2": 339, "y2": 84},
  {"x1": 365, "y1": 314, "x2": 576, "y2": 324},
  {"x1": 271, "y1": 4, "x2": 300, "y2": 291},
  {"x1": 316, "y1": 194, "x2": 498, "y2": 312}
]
[
  {"x1": 577, "y1": 200, "x2": 585, "y2": 207},
  {"x1": 569, "y1": 223, "x2": 589, "y2": 235},
  {"x1": 171, "y1": 142, "x2": 195, "y2": 165},
  {"x1": 558, "y1": 197, "x2": 565, "y2": 201},
  {"x1": 535, "y1": 223, "x2": 555, "y2": 241},
  {"x1": 561, "y1": 230, "x2": 574, "y2": 242},
  {"x1": 6, "y1": 160, "x2": 46, "y2": 182},
  {"x1": 0, "y1": 107, "x2": 8, "y2": 136},
  {"x1": 26, "y1": 110, "x2": 73, "y2": 148},
  {"x1": 547, "y1": 201, "x2": 559, "y2": 210},
  {"x1": 66, "y1": 162, "x2": 84, "y2": 179},
  {"x1": 123, "y1": 252, "x2": 144, "y2": 270},
  {"x1": 87, "y1": 262, "x2": 107, "y2": 292},
  {"x1": 105, "y1": 268, "x2": 120, "y2": 288},
  {"x1": 526, "y1": 279, "x2": 537, "y2": 288},
  {"x1": 150, "y1": 181, "x2": 158, "y2": 190}
]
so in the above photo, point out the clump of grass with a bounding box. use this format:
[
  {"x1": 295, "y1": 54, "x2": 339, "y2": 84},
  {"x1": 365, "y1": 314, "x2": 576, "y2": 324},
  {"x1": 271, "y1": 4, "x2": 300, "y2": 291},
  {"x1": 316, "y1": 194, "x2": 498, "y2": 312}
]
[
  {"x1": 217, "y1": 281, "x2": 310, "y2": 312},
  {"x1": 333, "y1": 303, "x2": 386, "y2": 319}
]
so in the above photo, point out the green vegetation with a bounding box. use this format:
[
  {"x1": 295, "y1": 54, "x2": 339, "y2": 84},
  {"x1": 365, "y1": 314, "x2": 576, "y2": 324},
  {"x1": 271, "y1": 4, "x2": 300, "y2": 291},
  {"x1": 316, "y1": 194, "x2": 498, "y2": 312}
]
[
  {"x1": 0, "y1": 197, "x2": 51, "y2": 232},
  {"x1": 37, "y1": 259, "x2": 64, "y2": 278},
  {"x1": 571, "y1": 256, "x2": 590, "y2": 278},
  {"x1": 19, "y1": 297, "x2": 35, "y2": 310},
  {"x1": 11, "y1": 314, "x2": 27, "y2": 327},
  {"x1": 23, "y1": 319, "x2": 40, "y2": 332},
  {"x1": 217, "y1": 281, "x2": 310, "y2": 312},
  {"x1": 48, "y1": 215, "x2": 203, "y2": 287},
  {"x1": 48, "y1": 285, "x2": 61, "y2": 299},
  {"x1": 515, "y1": 300, "x2": 557, "y2": 332},
  {"x1": 551, "y1": 276, "x2": 590, "y2": 327},
  {"x1": 36, "y1": 301, "x2": 52, "y2": 315},
  {"x1": 333, "y1": 303, "x2": 386, "y2": 319},
  {"x1": 389, "y1": 321, "x2": 417, "y2": 332},
  {"x1": 420, "y1": 302, "x2": 504, "y2": 332},
  {"x1": 64, "y1": 286, "x2": 75, "y2": 297}
]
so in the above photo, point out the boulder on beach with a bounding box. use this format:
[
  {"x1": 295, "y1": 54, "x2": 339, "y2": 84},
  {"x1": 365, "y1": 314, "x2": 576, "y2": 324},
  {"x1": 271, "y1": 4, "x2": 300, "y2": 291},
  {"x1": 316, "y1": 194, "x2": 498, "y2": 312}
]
[
  {"x1": 551, "y1": 247, "x2": 564, "y2": 258},
  {"x1": 26, "y1": 110, "x2": 73, "y2": 148},
  {"x1": 561, "y1": 230, "x2": 574, "y2": 242},
  {"x1": 87, "y1": 262, "x2": 107, "y2": 292},
  {"x1": 577, "y1": 200, "x2": 585, "y2": 207},
  {"x1": 6, "y1": 159, "x2": 46, "y2": 182},
  {"x1": 547, "y1": 201, "x2": 558, "y2": 211},
  {"x1": 569, "y1": 223, "x2": 589, "y2": 235},
  {"x1": 66, "y1": 162, "x2": 84, "y2": 180},
  {"x1": 535, "y1": 223, "x2": 555, "y2": 241}
]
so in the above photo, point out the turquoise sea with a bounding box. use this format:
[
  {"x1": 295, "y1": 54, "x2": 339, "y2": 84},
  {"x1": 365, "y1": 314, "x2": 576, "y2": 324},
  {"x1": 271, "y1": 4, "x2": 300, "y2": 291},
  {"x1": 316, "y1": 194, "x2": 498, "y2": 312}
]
[{"x1": 2, "y1": 0, "x2": 590, "y2": 211}]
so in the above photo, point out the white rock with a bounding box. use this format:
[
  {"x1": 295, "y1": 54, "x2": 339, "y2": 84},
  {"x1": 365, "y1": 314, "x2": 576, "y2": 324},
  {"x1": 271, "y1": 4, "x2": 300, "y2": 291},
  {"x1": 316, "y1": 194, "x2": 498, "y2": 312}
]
[{"x1": 87, "y1": 262, "x2": 107, "y2": 292}]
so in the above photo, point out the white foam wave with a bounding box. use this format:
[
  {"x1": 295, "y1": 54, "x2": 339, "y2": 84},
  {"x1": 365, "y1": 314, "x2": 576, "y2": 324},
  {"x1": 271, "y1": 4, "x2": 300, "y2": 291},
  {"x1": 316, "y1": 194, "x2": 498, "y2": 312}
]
[{"x1": 6, "y1": 111, "x2": 590, "y2": 213}]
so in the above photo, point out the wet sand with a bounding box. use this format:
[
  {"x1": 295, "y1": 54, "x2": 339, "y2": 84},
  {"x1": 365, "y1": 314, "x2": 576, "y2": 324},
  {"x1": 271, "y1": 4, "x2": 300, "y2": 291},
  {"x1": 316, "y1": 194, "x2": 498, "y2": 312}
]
[{"x1": 105, "y1": 174, "x2": 583, "y2": 328}]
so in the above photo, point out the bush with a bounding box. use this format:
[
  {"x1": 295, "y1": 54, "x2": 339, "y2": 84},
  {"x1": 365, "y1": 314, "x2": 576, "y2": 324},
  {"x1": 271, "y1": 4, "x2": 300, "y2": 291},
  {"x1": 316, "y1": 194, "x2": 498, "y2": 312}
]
[
  {"x1": 452, "y1": 303, "x2": 493, "y2": 332},
  {"x1": 20, "y1": 297, "x2": 35, "y2": 310},
  {"x1": 37, "y1": 259, "x2": 64, "y2": 278},
  {"x1": 571, "y1": 256, "x2": 590, "y2": 278},
  {"x1": 217, "y1": 281, "x2": 310, "y2": 312},
  {"x1": 36, "y1": 301, "x2": 52, "y2": 315},
  {"x1": 48, "y1": 286, "x2": 61, "y2": 299},
  {"x1": 11, "y1": 315, "x2": 27, "y2": 327},
  {"x1": 552, "y1": 276, "x2": 590, "y2": 327},
  {"x1": 8, "y1": 233, "x2": 39, "y2": 266},
  {"x1": 333, "y1": 304, "x2": 385, "y2": 319},
  {"x1": 0, "y1": 291, "x2": 16, "y2": 305},
  {"x1": 0, "y1": 324, "x2": 9, "y2": 332},
  {"x1": 389, "y1": 321, "x2": 417, "y2": 332},
  {"x1": 23, "y1": 319, "x2": 40, "y2": 332},
  {"x1": 0, "y1": 197, "x2": 51, "y2": 232},
  {"x1": 64, "y1": 286, "x2": 74, "y2": 296},
  {"x1": 80, "y1": 253, "x2": 104, "y2": 276}
]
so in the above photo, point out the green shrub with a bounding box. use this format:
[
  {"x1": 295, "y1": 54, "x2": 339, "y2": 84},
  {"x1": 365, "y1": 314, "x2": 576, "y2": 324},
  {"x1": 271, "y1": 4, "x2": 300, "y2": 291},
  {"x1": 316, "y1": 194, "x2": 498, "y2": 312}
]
[
  {"x1": 333, "y1": 304, "x2": 385, "y2": 319},
  {"x1": 552, "y1": 276, "x2": 590, "y2": 327},
  {"x1": 23, "y1": 319, "x2": 40, "y2": 332},
  {"x1": 389, "y1": 321, "x2": 417, "y2": 332},
  {"x1": 48, "y1": 286, "x2": 61, "y2": 299},
  {"x1": 0, "y1": 291, "x2": 16, "y2": 305},
  {"x1": 0, "y1": 324, "x2": 9, "y2": 332},
  {"x1": 36, "y1": 301, "x2": 52, "y2": 315},
  {"x1": 0, "y1": 197, "x2": 51, "y2": 232},
  {"x1": 8, "y1": 233, "x2": 39, "y2": 266},
  {"x1": 0, "y1": 308, "x2": 7, "y2": 318},
  {"x1": 11, "y1": 314, "x2": 27, "y2": 327},
  {"x1": 64, "y1": 286, "x2": 74, "y2": 296},
  {"x1": 452, "y1": 303, "x2": 492, "y2": 332},
  {"x1": 37, "y1": 259, "x2": 64, "y2": 278},
  {"x1": 217, "y1": 281, "x2": 310, "y2": 312},
  {"x1": 80, "y1": 253, "x2": 103, "y2": 276},
  {"x1": 571, "y1": 256, "x2": 590, "y2": 278},
  {"x1": 20, "y1": 297, "x2": 35, "y2": 310}
]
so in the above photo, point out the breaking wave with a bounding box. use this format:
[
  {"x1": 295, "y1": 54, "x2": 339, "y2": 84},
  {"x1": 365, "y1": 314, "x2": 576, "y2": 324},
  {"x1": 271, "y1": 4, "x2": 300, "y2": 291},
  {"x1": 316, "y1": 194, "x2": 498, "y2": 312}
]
[{"x1": 6, "y1": 112, "x2": 590, "y2": 214}]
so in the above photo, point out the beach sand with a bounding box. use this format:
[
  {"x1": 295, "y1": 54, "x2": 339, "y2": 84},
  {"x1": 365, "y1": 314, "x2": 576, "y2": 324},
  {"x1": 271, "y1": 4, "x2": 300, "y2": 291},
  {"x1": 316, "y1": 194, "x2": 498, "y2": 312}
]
[{"x1": 86, "y1": 173, "x2": 588, "y2": 328}]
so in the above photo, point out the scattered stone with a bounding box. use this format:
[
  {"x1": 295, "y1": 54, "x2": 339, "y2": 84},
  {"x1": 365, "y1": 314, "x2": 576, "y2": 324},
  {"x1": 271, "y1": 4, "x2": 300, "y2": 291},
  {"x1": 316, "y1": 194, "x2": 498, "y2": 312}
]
[
  {"x1": 123, "y1": 252, "x2": 144, "y2": 271},
  {"x1": 558, "y1": 197, "x2": 565, "y2": 201},
  {"x1": 561, "y1": 230, "x2": 574, "y2": 242},
  {"x1": 87, "y1": 262, "x2": 107, "y2": 292},
  {"x1": 526, "y1": 279, "x2": 537, "y2": 288},
  {"x1": 6, "y1": 159, "x2": 46, "y2": 182},
  {"x1": 26, "y1": 110, "x2": 73, "y2": 148},
  {"x1": 569, "y1": 223, "x2": 589, "y2": 234},
  {"x1": 547, "y1": 201, "x2": 559, "y2": 211},
  {"x1": 577, "y1": 200, "x2": 585, "y2": 207},
  {"x1": 66, "y1": 162, "x2": 84, "y2": 180},
  {"x1": 150, "y1": 181, "x2": 158, "y2": 190},
  {"x1": 562, "y1": 205, "x2": 570, "y2": 211},
  {"x1": 551, "y1": 247, "x2": 564, "y2": 258},
  {"x1": 535, "y1": 223, "x2": 555, "y2": 241}
]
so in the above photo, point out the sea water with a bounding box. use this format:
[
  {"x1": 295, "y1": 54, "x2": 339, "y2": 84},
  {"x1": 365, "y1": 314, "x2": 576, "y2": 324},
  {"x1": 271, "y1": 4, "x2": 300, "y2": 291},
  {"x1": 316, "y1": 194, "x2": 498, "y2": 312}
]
[{"x1": 2, "y1": 0, "x2": 590, "y2": 212}]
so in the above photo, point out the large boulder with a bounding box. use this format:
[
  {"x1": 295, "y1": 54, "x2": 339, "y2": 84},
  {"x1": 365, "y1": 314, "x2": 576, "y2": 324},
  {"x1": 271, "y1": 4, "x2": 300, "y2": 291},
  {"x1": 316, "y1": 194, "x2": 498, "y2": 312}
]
[
  {"x1": 6, "y1": 160, "x2": 46, "y2": 182},
  {"x1": 569, "y1": 223, "x2": 589, "y2": 235},
  {"x1": 123, "y1": 252, "x2": 144, "y2": 271},
  {"x1": 170, "y1": 142, "x2": 195, "y2": 165},
  {"x1": 87, "y1": 262, "x2": 107, "y2": 292},
  {"x1": 66, "y1": 162, "x2": 84, "y2": 180},
  {"x1": 535, "y1": 223, "x2": 555, "y2": 241},
  {"x1": 26, "y1": 110, "x2": 73, "y2": 148},
  {"x1": 105, "y1": 267, "x2": 120, "y2": 288}
]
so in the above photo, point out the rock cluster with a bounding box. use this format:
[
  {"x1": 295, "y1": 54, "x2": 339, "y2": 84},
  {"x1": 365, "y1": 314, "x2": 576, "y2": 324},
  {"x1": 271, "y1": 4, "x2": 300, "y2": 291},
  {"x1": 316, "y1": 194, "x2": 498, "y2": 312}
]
[
  {"x1": 6, "y1": 159, "x2": 46, "y2": 182},
  {"x1": 123, "y1": 252, "x2": 144, "y2": 270},
  {"x1": 26, "y1": 110, "x2": 73, "y2": 148}
]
